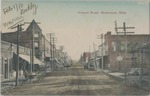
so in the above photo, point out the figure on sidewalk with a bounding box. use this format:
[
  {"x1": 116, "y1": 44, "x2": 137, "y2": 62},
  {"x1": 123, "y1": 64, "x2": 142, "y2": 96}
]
[{"x1": 23, "y1": 70, "x2": 29, "y2": 82}]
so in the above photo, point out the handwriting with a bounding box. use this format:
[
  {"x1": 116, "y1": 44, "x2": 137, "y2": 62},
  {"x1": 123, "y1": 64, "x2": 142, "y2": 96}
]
[
  {"x1": 3, "y1": 2, "x2": 39, "y2": 29},
  {"x1": 20, "y1": 2, "x2": 38, "y2": 15},
  {"x1": 3, "y1": 16, "x2": 24, "y2": 28},
  {"x1": 3, "y1": 3, "x2": 23, "y2": 15},
  {"x1": 3, "y1": 2, "x2": 38, "y2": 15}
]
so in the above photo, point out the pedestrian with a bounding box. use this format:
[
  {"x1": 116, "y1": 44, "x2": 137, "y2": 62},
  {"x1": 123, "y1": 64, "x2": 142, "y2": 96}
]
[{"x1": 23, "y1": 70, "x2": 29, "y2": 82}]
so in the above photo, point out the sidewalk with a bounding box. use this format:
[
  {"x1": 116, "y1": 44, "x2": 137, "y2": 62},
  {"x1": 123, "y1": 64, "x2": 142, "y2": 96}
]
[
  {"x1": 103, "y1": 70, "x2": 124, "y2": 81},
  {"x1": 103, "y1": 70, "x2": 150, "y2": 91},
  {"x1": 1, "y1": 75, "x2": 26, "y2": 93},
  {"x1": 1, "y1": 71, "x2": 46, "y2": 93}
]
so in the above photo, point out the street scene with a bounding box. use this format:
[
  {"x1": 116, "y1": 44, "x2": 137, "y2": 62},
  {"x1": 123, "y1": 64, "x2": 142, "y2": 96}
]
[
  {"x1": 1, "y1": 0, "x2": 150, "y2": 96},
  {"x1": 1, "y1": 63, "x2": 149, "y2": 95}
]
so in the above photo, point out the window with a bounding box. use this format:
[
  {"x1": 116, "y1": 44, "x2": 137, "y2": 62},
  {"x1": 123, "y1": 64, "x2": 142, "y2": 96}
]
[
  {"x1": 34, "y1": 42, "x2": 38, "y2": 47},
  {"x1": 112, "y1": 42, "x2": 116, "y2": 51},
  {"x1": 120, "y1": 42, "x2": 125, "y2": 51},
  {"x1": 34, "y1": 33, "x2": 39, "y2": 38}
]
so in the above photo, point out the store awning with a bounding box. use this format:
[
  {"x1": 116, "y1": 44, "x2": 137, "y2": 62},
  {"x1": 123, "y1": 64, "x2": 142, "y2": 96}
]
[{"x1": 19, "y1": 54, "x2": 44, "y2": 65}]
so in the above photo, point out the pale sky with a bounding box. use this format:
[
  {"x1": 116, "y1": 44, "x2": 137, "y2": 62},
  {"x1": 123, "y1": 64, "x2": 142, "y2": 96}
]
[{"x1": 1, "y1": 0, "x2": 150, "y2": 60}]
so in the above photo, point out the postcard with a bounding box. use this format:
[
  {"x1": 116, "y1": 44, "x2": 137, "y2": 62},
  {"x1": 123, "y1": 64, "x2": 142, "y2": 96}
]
[{"x1": 1, "y1": 0, "x2": 150, "y2": 95}]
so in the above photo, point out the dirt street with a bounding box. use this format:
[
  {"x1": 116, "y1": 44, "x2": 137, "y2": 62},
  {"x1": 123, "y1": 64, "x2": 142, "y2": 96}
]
[{"x1": 2, "y1": 64, "x2": 150, "y2": 95}]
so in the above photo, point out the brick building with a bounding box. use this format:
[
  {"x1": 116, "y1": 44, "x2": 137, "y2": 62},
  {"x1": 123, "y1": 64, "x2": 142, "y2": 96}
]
[
  {"x1": 82, "y1": 52, "x2": 91, "y2": 63},
  {"x1": 101, "y1": 32, "x2": 150, "y2": 72}
]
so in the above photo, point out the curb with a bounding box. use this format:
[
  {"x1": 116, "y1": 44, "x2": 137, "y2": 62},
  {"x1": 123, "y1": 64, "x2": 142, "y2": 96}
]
[
  {"x1": 103, "y1": 71, "x2": 124, "y2": 81},
  {"x1": 103, "y1": 71, "x2": 150, "y2": 91}
]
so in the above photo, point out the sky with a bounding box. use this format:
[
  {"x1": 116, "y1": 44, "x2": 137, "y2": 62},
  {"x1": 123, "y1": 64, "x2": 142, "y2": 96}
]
[{"x1": 1, "y1": 0, "x2": 150, "y2": 60}]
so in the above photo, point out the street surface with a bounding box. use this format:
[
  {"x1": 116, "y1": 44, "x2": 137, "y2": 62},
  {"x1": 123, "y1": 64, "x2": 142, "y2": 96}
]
[{"x1": 2, "y1": 63, "x2": 150, "y2": 95}]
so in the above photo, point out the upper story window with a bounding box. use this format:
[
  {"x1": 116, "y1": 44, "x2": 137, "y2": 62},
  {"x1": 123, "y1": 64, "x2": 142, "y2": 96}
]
[
  {"x1": 120, "y1": 42, "x2": 126, "y2": 51},
  {"x1": 34, "y1": 42, "x2": 38, "y2": 47},
  {"x1": 112, "y1": 41, "x2": 116, "y2": 51},
  {"x1": 34, "y1": 33, "x2": 39, "y2": 38}
]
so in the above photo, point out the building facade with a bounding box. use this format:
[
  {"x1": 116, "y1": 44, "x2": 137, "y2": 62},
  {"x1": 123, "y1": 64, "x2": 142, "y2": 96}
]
[
  {"x1": 1, "y1": 40, "x2": 31, "y2": 81},
  {"x1": 1, "y1": 20, "x2": 51, "y2": 61},
  {"x1": 102, "y1": 32, "x2": 150, "y2": 72}
]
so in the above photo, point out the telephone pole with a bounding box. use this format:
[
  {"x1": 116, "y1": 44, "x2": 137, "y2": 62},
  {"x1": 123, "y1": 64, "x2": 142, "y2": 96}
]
[
  {"x1": 24, "y1": 21, "x2": 40, "y2": 73},
  {"x1": 11, "y1": 24, "x2": 24, "y2": 86},
  {"x1": 93, "y1": 43, "x2": 97, "y2": 70},
  {"x1": 115, "y1": 22, "x2": 135, "y2": 83},
  {"x1": 101, "y1": 34, "x2": 104, "y2": 70},
  {"x1": 97, "y1": 34, "x2": 105, "y2": 70},
  {"x1": 115, "y1": 21, "x2": 121, "y2": 70},
  {"x1": 46, "y1": 33, "x2": 56, "y2": 71},
  {"x1": 52, "y1": 37, "x2": 57, "y2": 70},
  {"x1": 43, "y1": 35, "x2": 46, "y2": 58}
]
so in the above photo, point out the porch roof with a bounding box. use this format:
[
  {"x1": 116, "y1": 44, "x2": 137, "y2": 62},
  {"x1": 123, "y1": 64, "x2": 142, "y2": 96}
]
[{"x1": 19, "y1": 54, "x2": 44, "y2": 65}]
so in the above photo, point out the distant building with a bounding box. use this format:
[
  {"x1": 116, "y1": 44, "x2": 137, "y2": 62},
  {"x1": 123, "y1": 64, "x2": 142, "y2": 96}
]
[{"x1": 82, "y1": 52, "x2": 91, "y2": 63}]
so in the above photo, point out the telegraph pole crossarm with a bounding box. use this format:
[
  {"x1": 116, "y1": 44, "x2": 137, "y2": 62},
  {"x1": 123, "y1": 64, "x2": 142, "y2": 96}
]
[{"x1": 115, "y1": 22, "x2": 135, "y2": 84}]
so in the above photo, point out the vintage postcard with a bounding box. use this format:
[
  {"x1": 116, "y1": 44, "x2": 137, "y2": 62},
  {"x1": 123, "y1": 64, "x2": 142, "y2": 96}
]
[{"x1": 1, "y1": 0, "x2": 150, "y2": 95}]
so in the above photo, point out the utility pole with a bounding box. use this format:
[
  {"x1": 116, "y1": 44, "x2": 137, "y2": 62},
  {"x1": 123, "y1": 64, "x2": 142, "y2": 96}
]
[
  {"x1": 116, "y1": 22, "x2": 135, "y2": 83},
  {"x1": 43, "y1": 35, "x2": 46, "y2": 73},
  {"x1": 52, "y1": 37, "x2": 57, "y2": 70},
  {"x1": 97, "y1": 34, "x2": 105, "y2": 70},
  {"x1": 52, "y1": 37, "x2": 55, "y2": 59},
  {"x1": 115, "y1": 21, "x2": 121, "y2": 70},
  {"x1": 50, "y1": 34, "x2": 52, "y2": 70},
  {"x1": 31, "y1": 29, "x2": 34, "y2": 73},
  {"x1": 93, "y1": 43, "x2": 97, "y2": 70},
  {"x1": 101, "y1": 34, "x2": 104, "y2": 70},
  {"x1": 24, "y1": 21, "x2": 40, "y2": 73},
  {"x1": 11, "y1": 24, "x2": 24, "y2": 86},
  {"x1": 44, "y1": 35, "x2": 46, "y2": 58},
  {"x1": 52, "y1": 37, "x2": 54, "y2": 70},
  {"x1": 46, "y1": 33, "x2": 55, "y2": 71}
]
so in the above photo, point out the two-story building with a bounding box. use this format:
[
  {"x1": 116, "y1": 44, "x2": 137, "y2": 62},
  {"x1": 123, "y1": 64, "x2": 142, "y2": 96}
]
[
  {"x1": 101, "y1": 32, "x2": 150, "y2": 72},
  {"x1": 1, "y1": 40, "x2": 44, "y2": 81}
]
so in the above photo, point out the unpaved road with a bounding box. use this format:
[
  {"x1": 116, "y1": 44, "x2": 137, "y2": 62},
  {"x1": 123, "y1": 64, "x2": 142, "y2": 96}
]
[{"x1": 2, "y1": 64, "x2": 150, "y2": 95}]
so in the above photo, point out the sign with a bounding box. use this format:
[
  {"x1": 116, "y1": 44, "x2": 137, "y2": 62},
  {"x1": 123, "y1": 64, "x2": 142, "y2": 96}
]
[{"x1": 117, "y1": 56, "x2": 123, "y2": 61}]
